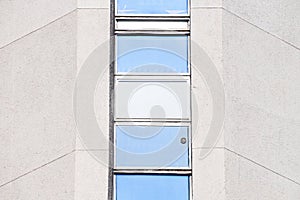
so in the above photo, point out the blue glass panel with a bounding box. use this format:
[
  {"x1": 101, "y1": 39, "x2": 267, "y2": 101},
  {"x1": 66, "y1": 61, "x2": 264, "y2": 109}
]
[
  {"x1": 117, "y1": 0, "x2": 188, "y2": 15},
  {"x1": 116, "y1": 126, "x2": 189, "y2": 168},
  {"x1": 116, "y1": 175, "x2": 190, "y2": 200},
  {"x1": 117, "y1": 36, "x2": 188, "y2": 73}
]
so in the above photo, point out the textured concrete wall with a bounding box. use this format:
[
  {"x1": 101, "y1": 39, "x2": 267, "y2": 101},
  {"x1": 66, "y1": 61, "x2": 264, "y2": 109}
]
[
  {"x1": 191, "y1": 2, "x2": 225, "y2": 200},
  {"x1": 1, "y1": 0, "x2": 299, "y2": 199},
  {"x1": 0, "y1": 1, "x2": 77, "y2": 199},
  {"x1": 223, "y1": 0, "x2": 300, "y2": 199},
  {"x1": 75, "y1": 2, "x2": 110, "y2": 200}
]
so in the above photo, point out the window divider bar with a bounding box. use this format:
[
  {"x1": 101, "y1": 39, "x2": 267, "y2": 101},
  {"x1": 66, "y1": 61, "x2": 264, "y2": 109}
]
[
  {"x1": 115, "y1": 30, "x2": 190, "y2": 35},
  {"x1": 114, "y1": 169, "x2": 192, "y2": 175}
]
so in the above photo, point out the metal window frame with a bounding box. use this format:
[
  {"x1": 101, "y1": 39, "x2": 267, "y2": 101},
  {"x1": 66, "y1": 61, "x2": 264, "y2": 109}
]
[
  {"x1": 115, "y1": 17, "x2": 190, "y2": 32},
  {"x1": 115, "y1": 0, "x2": 191, "y2": 17},
  {"x1": 110, "y1": 0, "x2": 192, "y2": 200}
]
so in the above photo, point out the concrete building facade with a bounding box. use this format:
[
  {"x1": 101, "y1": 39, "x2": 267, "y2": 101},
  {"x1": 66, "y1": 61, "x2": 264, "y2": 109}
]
[{"x1": 0, "y1": 0, "x2": 299, "y2": 199}]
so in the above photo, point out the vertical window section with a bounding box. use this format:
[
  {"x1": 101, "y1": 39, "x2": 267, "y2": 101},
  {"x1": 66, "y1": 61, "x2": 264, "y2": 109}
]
[{"x1": 112, "y1": 0, "x2": 191, "y2": 200}]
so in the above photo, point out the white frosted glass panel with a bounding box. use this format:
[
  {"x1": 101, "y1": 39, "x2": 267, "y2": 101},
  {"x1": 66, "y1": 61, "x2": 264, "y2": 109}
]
[{"x1": 115, "y1": 78, "x2": 190, "y2": 120}]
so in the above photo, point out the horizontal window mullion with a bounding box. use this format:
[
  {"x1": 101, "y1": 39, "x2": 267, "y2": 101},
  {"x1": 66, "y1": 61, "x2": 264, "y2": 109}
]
[
  {"x1": 114, "y1": 121, "x2": 191, "y2": 126},
  {"x1": 113, "y1": 169, "x2": 192, "y2": 175},
  {"x1": 115, "y1": 30, "x2": 190, "y2": 35},
  {"x1": 115, "y1": 14, "x2": 190, "y2": 17},
  {"x1": 114, "y1": 119, "x2": 191, "y2": 123},
  {"x1": 115, "y1": 16, "x2": 190, "y2": 20},
  {"x1": 116, "y1": 21, "x2": 189, "y2": 32}
]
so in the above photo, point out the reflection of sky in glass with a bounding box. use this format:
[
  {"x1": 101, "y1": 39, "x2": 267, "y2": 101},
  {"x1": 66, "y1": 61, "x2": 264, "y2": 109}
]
[
  {"x1": 117, "y1": 0, "x2": 188, "y2": 15},
  {"x1": 116, "y1": 126, "x2": 189, "y2": 167},
  {"x1": 117, "y1": 36, "x2": 189, "y2": 73},
  {"x1": 116, "y1": 175, "x2": 190, "y2": 200}
]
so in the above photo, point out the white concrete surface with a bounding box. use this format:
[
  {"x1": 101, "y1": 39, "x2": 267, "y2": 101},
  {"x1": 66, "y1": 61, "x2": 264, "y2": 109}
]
[
  {"x1": 75, "y1": 8, "x2": 110, "y2": 200},
  {"x1": 78, "y1": 0, "x2": 109, "y2": 9},
  {"x1": 0, "y1": 152, "x2": 75, "y2": 200},
  {"x1": 191, "y1": 9, "x2": 224, "y2": 148},
  {"x1": 191, "y1": 0, "x2": 222, "y2": 8},
  {"x1": 0, "y1": 10, "x2": 76, "y2": 187},
  {"x1": 76, "y1": 9, "x2": 110, "y2": 150},
  {"x1": 193, "y1": 148, "x2": 225, "y2": 200},
  {"x1": 75, "y1": 150, "x2": 108, "y2": 200},
  {"x1": 0, "y1": 0, "x2": 76, "y2": 48},
  {"x1": 223, "y1": 10, "x2": 300, "y2": 183},
  {"x1": 223, "y1": 0, "x2": 300, "y2": 48},
  {"x1": 225, "y1": 150, "x2": 300, "y2": 200}
]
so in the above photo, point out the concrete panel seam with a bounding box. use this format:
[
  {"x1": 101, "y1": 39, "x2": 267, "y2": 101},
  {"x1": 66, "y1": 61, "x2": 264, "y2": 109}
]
[
  {"x1": 0, "y1": 9, "x2": 77, "y2": 50},
  {"x1": 0, "y1": 150, "x2": 75, "y2": 188},
  {"x1": 222, "y1": 8, "x2": 300, "y2": 51},
  {"x1": 224, "y1": 147, "x2": 300, "y2": 186}
]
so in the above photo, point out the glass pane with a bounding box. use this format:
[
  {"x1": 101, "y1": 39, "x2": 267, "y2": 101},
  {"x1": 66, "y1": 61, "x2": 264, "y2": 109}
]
[
  {"x1": 117, "y1": 0, "x2": 188, "y2": 15},
  {"x1": 116, "y1": 126, "x2": 189, "y2": 168},
  {"x1": 115, "y1": 79, "x2": 190, "y2": 120},
  {"x1": 117, "y1": 36, "x2": 189, "y2": 73},
  {"x1": 116, "y1": 175, "x2": 190, "y2": 200}
]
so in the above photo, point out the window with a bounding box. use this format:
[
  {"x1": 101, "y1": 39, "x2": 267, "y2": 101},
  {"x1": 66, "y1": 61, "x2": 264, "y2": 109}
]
[
  {"x1": 115, "y1": 125, "x2": 190, "y2": 168},
  {"x1": 111, "y1": 0, "x2": 191, "y2": 199},
  {"x1": 116, "y1": 36, "x2": 189, "y2": 74},
  {"x1": 117, "y1": 0, "x2": 189, "y2": 15},
  {"x1": 115, "y1": 175, "x2": 190, "y2": 200},
  {"x1": 115, "y1": 77, "x2": 190, "y2": 120}
]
